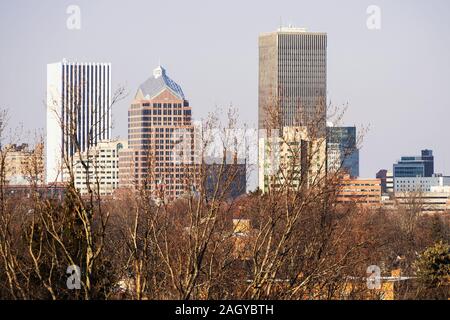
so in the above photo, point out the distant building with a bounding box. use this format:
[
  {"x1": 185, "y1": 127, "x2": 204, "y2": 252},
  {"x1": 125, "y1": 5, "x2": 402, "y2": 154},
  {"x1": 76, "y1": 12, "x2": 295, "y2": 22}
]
[
  {"x1": 430, "y1": 185, "x2": 450, "y2": 193},
  {"x1": 4, "y1": 184, "x2": 65, "y2": 200},
  {"x1": 392, "y1": 171, "x2": 450, "y2": 213},
  {"x1": 327, "y1": 126, "x2": 359, "y2": 177},
  {"x1": 258, "y1": 127, "x2": 326, "y2": 192},
  {"x1": 231, "y1": 218, "x2": 253, "y2": 260},
  {"x1": 258, "y1": 27, "x2": 327, "y2": 131},
  {"x1": 1, "y1": 143, "x2": 44, "y2": 185},
  {"x1": 119, "y1": 66, "x2": 194, "y2": 200},
  {"x1": 336, "y1": 174, "x2": 382, "y2": 205},
  {"x1": 46, "y1": 60, "x2": 112, "y2": 183},
  {"x1": 376, "y1": 169, "x2": 394, "y2": 195},
  {"x1": 395, "y1": 190, "x2": 450, "y2": 213},
  {"x1": 204, "y1": 154, "x2": 247, "y2": 201},
  {"x1": 394, "y1": 174, "x2": 450, "y2": 193},
  {"x1": 72, "y1": 140, "x2": 126, "y2": 195},
  {"x1": 393, "y1": 149, "x2": 434, "y2": 178},
  {"x1": 258, "y1": 27, "x2": 328, "y2": 191}
]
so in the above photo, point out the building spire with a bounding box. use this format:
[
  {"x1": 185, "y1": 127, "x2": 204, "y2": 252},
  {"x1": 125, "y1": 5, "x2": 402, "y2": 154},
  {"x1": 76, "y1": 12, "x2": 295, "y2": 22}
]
[{"x1": 153, "y1": 65, "x2": 165, "y2": 79}]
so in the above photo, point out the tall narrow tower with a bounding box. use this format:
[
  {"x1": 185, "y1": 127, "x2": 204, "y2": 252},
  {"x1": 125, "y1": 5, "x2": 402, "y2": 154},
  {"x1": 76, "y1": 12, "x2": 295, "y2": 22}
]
[
  {"x1": 258, "y1": 27, "x2": 327, "y2": 131},
  {"x1": 46, "y1": 60, "x2": 112, "y2": 183},
  {"x1": 258, "y1": 27, "x2": 328, "y2": 192}
]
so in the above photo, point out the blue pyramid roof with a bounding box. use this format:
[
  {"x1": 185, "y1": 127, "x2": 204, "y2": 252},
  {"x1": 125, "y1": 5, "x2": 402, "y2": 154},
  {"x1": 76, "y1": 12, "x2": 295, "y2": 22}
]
[{"x1": 137, "y1": 66, "x2": 185, "y2": 100}]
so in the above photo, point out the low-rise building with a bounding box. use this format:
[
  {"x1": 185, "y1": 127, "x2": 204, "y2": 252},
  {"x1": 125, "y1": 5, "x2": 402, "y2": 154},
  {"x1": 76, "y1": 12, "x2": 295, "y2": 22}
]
[
  {"x1": 4, "y1": 184, "x2": 65, "y2": 200},
  {"x1": 395, "y1": 189, "x2": 450, "y2": 213},
  {"x1": 72, "y1": 140, "x2": 126, "y2": 195},
  {"x1": 336, "y1": 174, "x2": 382, "y2": 205},
  {"x1": 394, "y1": 174, "x2": 450, "y2": 193},
  {"x1": 1, "y1": 143, "x2": 44, "y2": 185}
]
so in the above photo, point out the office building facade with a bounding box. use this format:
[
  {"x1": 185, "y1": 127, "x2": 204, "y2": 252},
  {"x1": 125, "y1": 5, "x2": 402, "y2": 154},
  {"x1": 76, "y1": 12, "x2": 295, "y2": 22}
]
[
  {"x1": 1, "y1": 143, "x2": 44, "y2": 185},
  {"x1": 119, "y1": 66, "x2": 194, "y2": 200},
  {"x1": 72, "y1": 140, "x2": 126, "y2": 195},
  {"x1": 327, "y1": 126, "x2": 359, "y2": 178},
  {"x1": 336, "y1": 174, "x2": 382, "y2": 205},
  {"x1": 204, "y1": 154, "x2": 247, "y2": 201},
  {"x1": 46, "y1": 60, "x2": 112, "y2": 183},
  {"x1": 395, "y1": 191, "x2": 450, "y2": 213},
  {"x1": 393, "y1": 150, "x2": 434, "y2": 178},
  {"x1": 376, "y1": 169, "x2": 394, "y2": 195},
  {"x1": 259, "y1": 27, "x2": 327, "y2": 131},
  {"x1": 258, "y1": 126, "x2": 326, "y2": 192},
  {"x1": 258, "y1": 27, "x2": 327, "y2": 191},
  {"x1": 394, "y1": 175, "x2": 450, "y2": 193}
]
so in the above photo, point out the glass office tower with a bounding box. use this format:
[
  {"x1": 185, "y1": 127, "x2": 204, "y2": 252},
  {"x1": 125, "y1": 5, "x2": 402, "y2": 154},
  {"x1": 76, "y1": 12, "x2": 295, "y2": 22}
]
[
  {"x1": 327, "y1": 126, "x2": 359, "y2": 177},
  {"x1": 393, "y1": 149, "x2": 434, "y2": 178}
]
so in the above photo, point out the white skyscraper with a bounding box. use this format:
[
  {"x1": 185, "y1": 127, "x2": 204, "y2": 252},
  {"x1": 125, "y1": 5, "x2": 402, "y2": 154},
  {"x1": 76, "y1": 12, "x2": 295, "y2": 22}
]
[{"x1": 46, "y1": 60, "x2": 112, "y2": 183}]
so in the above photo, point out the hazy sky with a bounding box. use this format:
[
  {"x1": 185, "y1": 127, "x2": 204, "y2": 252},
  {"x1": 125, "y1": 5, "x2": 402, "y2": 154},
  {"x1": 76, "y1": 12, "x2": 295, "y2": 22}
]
[{"x1": 1, "y1": 0, "x2": 449, "y2": 188}]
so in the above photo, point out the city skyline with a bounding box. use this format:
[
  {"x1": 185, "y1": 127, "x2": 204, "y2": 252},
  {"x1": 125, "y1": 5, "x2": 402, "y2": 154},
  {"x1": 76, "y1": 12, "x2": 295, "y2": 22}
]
[
  {"x1": 0, "y1": 0, "x2": 449, "y2": 304},
  {"x1": 1, "y1": 0, "x2": 450, "y2": 184}
]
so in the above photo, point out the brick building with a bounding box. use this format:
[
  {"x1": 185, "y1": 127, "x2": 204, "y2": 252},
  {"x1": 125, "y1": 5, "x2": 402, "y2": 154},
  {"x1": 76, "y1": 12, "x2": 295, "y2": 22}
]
[
  {"x1": 119, "y1": 66, "x2": 195, "y2": 200},
  {"x1": 336, "y1": 174, "x2": 382, "y2": 205}
]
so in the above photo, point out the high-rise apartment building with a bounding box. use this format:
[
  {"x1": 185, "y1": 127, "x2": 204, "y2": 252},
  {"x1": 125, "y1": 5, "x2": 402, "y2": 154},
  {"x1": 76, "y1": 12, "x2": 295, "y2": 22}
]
[
  {"x1": 46, "y1": 60, "x2": 112, "y2": 183},
  {"x1": 259, "y1": 27, "x2": 327, "y2": 130},
  {"x1": 327, "y1": 126, "x2": 359, "y2": 178},
  {"x1": 393, "y1": 149, "x2": 434, "y2": 178},
  {"x1": 119, "y1": 66, "x2": 194, "y2": 200}
]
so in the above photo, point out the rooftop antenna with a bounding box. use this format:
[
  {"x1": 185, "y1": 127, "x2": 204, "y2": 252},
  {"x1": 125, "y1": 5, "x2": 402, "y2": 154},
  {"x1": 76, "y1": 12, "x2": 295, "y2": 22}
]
[{"x1": 279, "y1": 16, "x2": 283, "y2": 30}]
